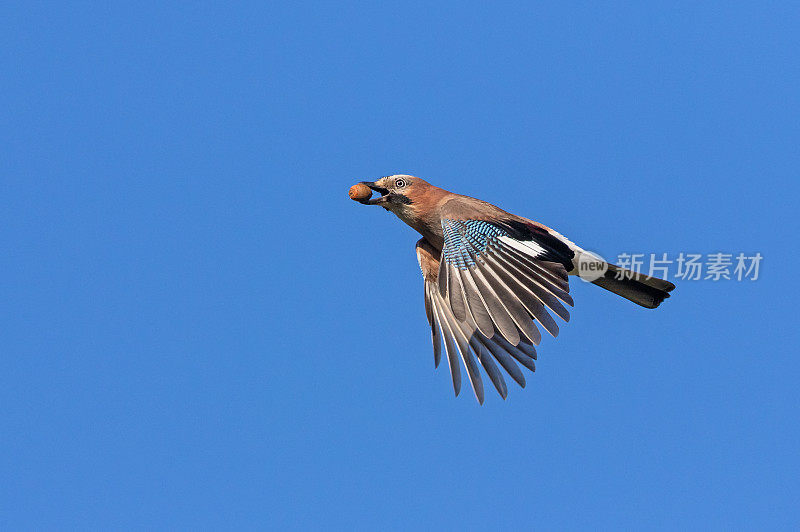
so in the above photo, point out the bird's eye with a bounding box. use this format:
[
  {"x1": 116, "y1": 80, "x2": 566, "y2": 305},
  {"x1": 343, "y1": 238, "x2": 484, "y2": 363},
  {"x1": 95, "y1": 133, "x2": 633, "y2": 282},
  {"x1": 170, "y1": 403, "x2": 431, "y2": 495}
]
[{"x1": 395, "y1": 179, "x2": 407, "y2": 188}]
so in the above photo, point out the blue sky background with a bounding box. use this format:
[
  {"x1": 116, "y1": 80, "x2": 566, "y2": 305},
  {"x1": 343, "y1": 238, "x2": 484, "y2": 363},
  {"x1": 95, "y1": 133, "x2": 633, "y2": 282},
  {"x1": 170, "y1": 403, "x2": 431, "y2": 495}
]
[{"x1": 2, "y1": 2, "x2": 798, "y2": 529}]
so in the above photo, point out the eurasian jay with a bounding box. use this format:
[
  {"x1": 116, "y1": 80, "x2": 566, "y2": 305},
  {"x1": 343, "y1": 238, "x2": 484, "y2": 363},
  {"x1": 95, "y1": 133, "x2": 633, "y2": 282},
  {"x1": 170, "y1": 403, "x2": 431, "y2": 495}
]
[{"x1": 355, "y1": 175, "x2": 675, "y2": 404}]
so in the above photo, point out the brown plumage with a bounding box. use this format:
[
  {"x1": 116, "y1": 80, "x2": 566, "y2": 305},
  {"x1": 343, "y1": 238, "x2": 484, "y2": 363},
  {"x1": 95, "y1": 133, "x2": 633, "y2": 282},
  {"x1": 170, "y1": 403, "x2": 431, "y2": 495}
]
[{"x1": 356, "y1": 174, "x2": 675, "y2": 404}]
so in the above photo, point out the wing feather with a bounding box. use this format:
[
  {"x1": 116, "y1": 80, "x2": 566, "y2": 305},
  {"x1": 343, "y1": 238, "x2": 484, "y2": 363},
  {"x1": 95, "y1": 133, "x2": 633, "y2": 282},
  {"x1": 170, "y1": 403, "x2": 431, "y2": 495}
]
[
  {"x1": 484, "y1": 254, "x2": 561, "y2": 337},
  {"x1": 473, "y1": 342, "x2": 508, "y2": 399},
  {"x1": 446, "y1": 264, "x2": 468, "y2": 321},
  {"x1": 449, "y1": 314, "x2": 507, "y2": 399},
  {"x1": 416, "y1": 209, "x2": 577, "y2": 402},
  {"x1": 468, "y1": 266, "x2": 521, "y2": 346},
  {"x1": 456, "y1": 267, "x2": 495, "y2": 338},
  {"x1": 438, "y1": 218, "x2": 576, "y2": 346},
  {"x1": 430, "y1": 293, "x2": 461, "y2": 396},
  {"x1": 493, "y1": 334, "x2": 537, "y2": 372},
  {"x1": 424, "y1": 283, "x2": 442, "y2": 368},
  {"x1": 475, "y1": 331, "x2": 526, "y2": 387},
  {"x1": 493, "y1": 243, "x2": 573, "y2": 305},
  {"x1": 437, "y1": 295, "x2": 484, "y2": 404},
  {"x1": 496, "y1": 238, "x2": 570, "y2": 288},
  {"x1": 476, "y1": 259, "x2": 543, "y2": 343}
]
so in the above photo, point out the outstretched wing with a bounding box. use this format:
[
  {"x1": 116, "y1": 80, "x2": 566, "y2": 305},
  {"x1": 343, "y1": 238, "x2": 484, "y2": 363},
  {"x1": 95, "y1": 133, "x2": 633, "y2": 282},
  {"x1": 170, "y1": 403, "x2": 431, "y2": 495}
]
[
  {"x1": 416, "y1": 217, "x2": 573, "y2": 404},
  {"x1": 438, "y1": 217, "x2": 574, "y2": 345}
]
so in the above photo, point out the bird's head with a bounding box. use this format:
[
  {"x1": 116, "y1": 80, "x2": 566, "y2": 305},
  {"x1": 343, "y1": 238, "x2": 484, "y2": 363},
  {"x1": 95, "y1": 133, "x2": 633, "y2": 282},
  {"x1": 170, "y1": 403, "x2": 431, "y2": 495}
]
[{"x1": 359, "y1": 175, "x2": 430, "y2": 211}]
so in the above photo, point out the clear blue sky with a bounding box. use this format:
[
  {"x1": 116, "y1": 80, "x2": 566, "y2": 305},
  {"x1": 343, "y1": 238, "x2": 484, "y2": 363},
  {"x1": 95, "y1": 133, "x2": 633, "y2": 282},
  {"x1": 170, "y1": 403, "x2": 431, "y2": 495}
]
[{"x1": 2, "y1": 2, "x2": 798, "y2": 529}]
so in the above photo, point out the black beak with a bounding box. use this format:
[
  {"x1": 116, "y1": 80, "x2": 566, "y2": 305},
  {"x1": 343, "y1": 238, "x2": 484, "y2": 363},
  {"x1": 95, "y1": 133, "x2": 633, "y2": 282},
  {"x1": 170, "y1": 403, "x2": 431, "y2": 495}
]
[{"x1": 360, "y1": 181, "x2": 390, "y2": 205}]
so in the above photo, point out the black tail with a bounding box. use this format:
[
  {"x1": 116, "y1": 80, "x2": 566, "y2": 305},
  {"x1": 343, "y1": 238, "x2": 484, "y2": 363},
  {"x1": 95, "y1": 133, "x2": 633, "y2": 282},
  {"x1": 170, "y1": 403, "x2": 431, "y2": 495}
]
[{"x1": 591, "y1": 264, "x2": 675, "y2": 309}]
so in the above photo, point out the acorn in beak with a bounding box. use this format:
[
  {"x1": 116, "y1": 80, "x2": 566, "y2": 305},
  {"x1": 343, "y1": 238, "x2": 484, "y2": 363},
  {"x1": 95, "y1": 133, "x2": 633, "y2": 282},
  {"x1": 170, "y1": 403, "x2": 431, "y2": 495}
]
[
  {"x1": 359, "y1": 181, "x2": 391, "y2": 205},
  {"x1": 349, "y1": 181, "x2": 391, "y2": 205}
]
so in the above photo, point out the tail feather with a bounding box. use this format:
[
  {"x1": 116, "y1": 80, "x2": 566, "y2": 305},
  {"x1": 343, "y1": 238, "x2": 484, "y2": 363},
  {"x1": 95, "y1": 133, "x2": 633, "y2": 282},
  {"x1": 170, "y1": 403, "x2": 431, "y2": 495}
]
[{"x1": 591, "y1": 264, "x2": 675, "y2": 309}]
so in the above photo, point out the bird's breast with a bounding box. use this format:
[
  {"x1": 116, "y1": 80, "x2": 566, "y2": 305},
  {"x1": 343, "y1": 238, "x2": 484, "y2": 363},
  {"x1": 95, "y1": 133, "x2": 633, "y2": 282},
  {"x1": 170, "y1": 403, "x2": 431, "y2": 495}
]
[{"x1": 392, "y1": 203, "x2": 444, "y2": 249}]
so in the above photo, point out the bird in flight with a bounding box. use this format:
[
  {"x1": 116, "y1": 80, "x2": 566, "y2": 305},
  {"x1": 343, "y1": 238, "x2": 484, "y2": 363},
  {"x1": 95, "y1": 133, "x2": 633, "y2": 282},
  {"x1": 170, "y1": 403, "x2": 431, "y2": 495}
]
[{"x1": 351, "y1": 175, "x2": 675, "y2": 404}]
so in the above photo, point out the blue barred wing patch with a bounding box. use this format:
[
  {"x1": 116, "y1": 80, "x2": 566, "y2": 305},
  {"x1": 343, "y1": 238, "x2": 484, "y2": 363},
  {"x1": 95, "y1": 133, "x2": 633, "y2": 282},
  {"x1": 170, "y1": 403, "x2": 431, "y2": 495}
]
[{"x1": 441, "y1": 220, "x2": 508, "y2": 270}]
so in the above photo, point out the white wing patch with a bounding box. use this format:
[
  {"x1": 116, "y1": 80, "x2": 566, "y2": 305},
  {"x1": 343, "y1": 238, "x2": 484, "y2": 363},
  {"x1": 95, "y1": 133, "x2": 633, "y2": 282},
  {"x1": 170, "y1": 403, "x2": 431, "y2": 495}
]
[{"x1": 498, "y1": 235, "x2": 546, "y2": 257}]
